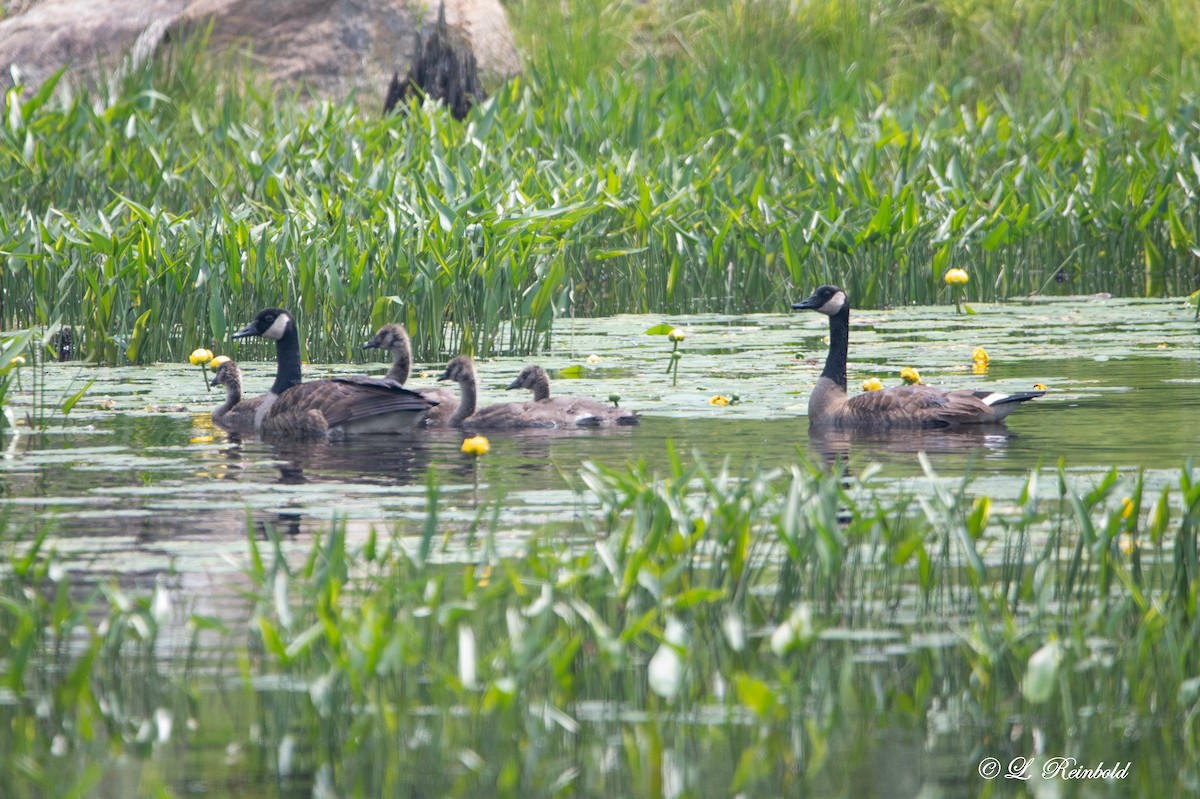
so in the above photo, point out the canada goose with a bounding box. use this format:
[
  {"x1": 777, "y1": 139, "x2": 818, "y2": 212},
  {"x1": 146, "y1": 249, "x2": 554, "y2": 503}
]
[
  {"x1": 231, "y1": 308, "x2": 436, "y2": 438},
  {"x1": 362, "y1": 323, "x2": 459, "y2": 426},
  {"x1": 209, "y1": 360, "x2": 267, "y2": 432},
  {"x1": 792, "y1": 285, "x2": 1044, "y2": 428},
  {"x1": 506, "y1": 365, "x2": 640, "y2": 426},
  {"x1": 436, "y1": 355, "x2": 571, "y2": 429}
]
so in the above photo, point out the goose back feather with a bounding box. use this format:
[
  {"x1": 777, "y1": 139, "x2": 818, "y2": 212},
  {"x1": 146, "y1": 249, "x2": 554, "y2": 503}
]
[
  {"x1": 363, "y1": 323, "x2": 459, "y2": 426},
  {"x1": 436, "y1": 356, "x2": 573, "y2": 429},
  {"x1": 792, "y1": 285, "x2": 1044, "y2": 429},
  {"x1": 232, "y1": 308, "x2": 435, "y2": 438},
  {"x1": 209, "y1": 360, "x2": 266, "y2": 432},
  {"x1": 506, "y1": 365, "x2": 639, "y2": 426}
]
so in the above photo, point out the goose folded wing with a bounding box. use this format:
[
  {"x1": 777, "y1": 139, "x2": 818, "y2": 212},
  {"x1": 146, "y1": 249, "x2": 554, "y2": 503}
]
[
  {"x1": 271, "y1": 380, "x2": 435, "y2": 428},
  {"x1": 845, "y1": 385, "x2": 995, "y2": 427}
]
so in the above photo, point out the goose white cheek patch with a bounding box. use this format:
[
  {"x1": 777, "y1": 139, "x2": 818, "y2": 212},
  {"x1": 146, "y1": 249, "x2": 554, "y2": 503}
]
[
  {"x1": 263, "y1": 313, "x2": 292, "y2": 341},
  {"x1": 818, "y1": 292, "x2": 847, "y2": 316}
]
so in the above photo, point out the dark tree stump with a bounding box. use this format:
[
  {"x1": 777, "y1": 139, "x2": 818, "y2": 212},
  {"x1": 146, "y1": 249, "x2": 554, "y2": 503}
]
[{"x1": 384, "y1": 3, "x2": 483, "y2": 121}]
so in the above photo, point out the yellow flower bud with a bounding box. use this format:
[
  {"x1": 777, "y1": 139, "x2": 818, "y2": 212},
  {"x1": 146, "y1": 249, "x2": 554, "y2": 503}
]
[
  {"x1": 668, "y1": 329, "x2": 686, "y2": 342},
  {"x1": 900, "y1": 367, "x2": 921, "y2": 385},
  {"x1": 461, "y1": 435, "x2": 490, "y2": 456},
  {"x1": 1120, "y1": 497, "x2": 1134, "y2": 520},
  {"x1": 944, "y1": 268, "x2": 969, "y2": 286},
  {"x1": 586, "y1": 354, "x2": 602, "y2": 364},
  {"x1": 861, "y1": 377, "x2": 884, "y2": 392},
  {"x1": 971, "y1": 347, "x2": 989, "y2": 366},
  {"x1": 1033, "y1": 383, "x2": 1047, "y2": 391},
  {"x1": 189, "y1": 348, "x2": 214, "y2": 366},
  {"x1": 709, "y1": 395, "x2": 730, "y2": 406},
  {"x1": 209, "y1": 355, "x2": 231, "y2": 369}
]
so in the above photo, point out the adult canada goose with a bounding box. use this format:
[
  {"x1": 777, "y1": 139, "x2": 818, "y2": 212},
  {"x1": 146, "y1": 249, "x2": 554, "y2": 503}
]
[
  {"x1": 506, "y1": 365, "x2": 640, "y2": 426},
  {"x1": 362, "y1": 323, "x2": 459, "y2": 426},
  {"x1": 231, "y1": 308, "x2": 436, "y2": 438},
  {"x1": 792, "y1": 285, "x2": 1045, "y2": 428},
  {"x1": 209, "y1": 360, "x2": 266, "y2": 432},
  {"x1": 436, "y1": 355, "x2": 573, "y2": 429}
]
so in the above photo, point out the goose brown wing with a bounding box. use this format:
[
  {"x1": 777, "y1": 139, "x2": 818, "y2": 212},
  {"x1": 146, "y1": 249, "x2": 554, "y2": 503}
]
[
  {"x1": 547, "y1": 396, "x2": 640, "y2": 426},
  {"x1": 415, "y1": 386, "x2": 460, "y2": 425},
  {"x1": 845, "y1": 385, "x2": 995, "y2": 427},
  {"x1": 270, "y1": 379, "x2": 434, "y2": 428}
]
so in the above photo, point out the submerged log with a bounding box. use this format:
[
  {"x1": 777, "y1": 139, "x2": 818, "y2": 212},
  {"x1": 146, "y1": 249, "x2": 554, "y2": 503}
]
[{"x1": 384, "y1": 2, "x2": 482, "y2": 121}]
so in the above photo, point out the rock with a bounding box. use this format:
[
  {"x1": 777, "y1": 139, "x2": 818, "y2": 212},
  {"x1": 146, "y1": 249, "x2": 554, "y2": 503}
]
[
  {"x1": 0, "y1": 0, "x2": 188, "y2": 90},
  {"x1": 169, "y1": 0, "x2": 519, "y2": 103},
  {"x1": 0, "y1": 0, "x2": 520, "y2": 106}
]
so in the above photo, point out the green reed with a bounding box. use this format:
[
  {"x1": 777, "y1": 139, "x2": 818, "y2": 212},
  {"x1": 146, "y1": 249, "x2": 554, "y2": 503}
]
[
  {"x1": 5, "y1": 451, "x2": 1197, "y2": 796},
  {"x1": 1, "y1": 0, "x2": 1199, "y2": 366}
]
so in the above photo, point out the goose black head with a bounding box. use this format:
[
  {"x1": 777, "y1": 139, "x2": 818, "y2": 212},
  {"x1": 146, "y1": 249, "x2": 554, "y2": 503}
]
[
  {"x1": 792, "y1": 285, "x2": 848, "y2": 316},
  {"x1": 437, "y1": 355, "x2": 474, "y2": 383},
  {"x1": 506, "y1": 365, "x2": 545, "y2": 391},
  {"x1": 363, "y1": 324, "x2": 409, "y2": 351},
  {"x1": 210, "y1": 360, "x2": 241, "y2": 387},
  {"x1": 232, "y1": 308, "x2": 294, "y2": 341}
]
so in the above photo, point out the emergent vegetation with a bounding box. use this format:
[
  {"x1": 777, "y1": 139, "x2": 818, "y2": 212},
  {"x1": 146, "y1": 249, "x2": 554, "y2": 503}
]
[
  {"x1": 3, "y1": 453, "x2": 1199, "y2": 796},
  {"x1": 1, "y1": 1, "x2": 1198, "y2": 364}
]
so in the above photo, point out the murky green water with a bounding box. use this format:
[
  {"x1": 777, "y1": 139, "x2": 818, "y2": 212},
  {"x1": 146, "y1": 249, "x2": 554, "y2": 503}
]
[
  {"x1": 2, "y1": 297, "x2": 1198, "y2": 797},
  {"x1": 6, "y1": 297, "x2": 1197, "y2": 539}
]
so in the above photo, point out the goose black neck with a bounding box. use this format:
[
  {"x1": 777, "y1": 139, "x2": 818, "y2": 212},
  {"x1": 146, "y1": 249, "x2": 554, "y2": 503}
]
[
  {"x1": 451, "y1": 372, "x2": 477, "y2": 425},
  {"x1": 271, "y1": 326, "x2": 303, "y2": 395},
  {"x1": 388, "y1": 344, "x2": 411, "y2": 385},
  {"x1": 823, "y1": 306, "x2": 849, "y2": 390}
]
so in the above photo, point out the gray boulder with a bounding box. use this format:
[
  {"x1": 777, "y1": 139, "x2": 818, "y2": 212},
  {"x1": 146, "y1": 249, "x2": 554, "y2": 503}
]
[{"x1": 0, "y1": 0, "x2": 520, "y2": 104}]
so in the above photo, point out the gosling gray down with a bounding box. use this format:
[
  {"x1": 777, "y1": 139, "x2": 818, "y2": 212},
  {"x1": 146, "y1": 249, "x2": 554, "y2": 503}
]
[
  {"x1": 506, "y1": 365, "x2": 639, "y2": 426},
  {"x1": 209, "y1": 360, "x2": 267, "y2": 433},
  {"x1": 436, "y1": 355, "x2": 577, "y2": 429},
  {"x1": 231, "y1": 308, "x2": 436, "y2": 438},
  {"x1": 792, "y1": 285, "x2": 1045, "y2": 429},
  {"x1": 362, "y1": 323, "x2": 459, "y2": 426}
]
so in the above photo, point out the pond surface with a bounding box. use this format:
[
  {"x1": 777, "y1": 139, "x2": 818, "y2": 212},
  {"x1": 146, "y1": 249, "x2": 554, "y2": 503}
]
[
  {"x1": 7, "y1": 296, "x2": 1197, "y2": 543},
  {"x1": 3, "y1": 296, "x2": 1198, "y2": 798}
]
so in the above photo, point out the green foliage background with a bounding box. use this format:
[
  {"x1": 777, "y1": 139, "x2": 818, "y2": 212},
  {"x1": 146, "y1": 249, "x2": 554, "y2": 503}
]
[{"x1": 1, "y1": 0, "x2": 1198, "y2": 363}]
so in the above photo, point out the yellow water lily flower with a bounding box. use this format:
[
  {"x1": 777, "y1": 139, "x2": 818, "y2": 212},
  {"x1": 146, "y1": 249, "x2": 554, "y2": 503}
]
[
  {"x1": 1118, "y1": 534, "x2": 1137, "y2": 554},
  {"x1": 1033, "y1": 383, "x2": 1047, "y2": 391},
  {"x1": 1120, "y1": 497, "x2": 1134, "y2": 520},
  {"x1": 209, "y1": 355, "x2": 231, "y2": 369},
  {"x1": 189, "y1": 348, "x2": 214, "y2": 366},
  {"x1": 710, "y1": 395, "x2": 730, "y2": 406},
  {"x1": 461, "y1": 435, "x2": 490, "y2": 456},
  {"x1": 861, "y1": 377, "x2": 884, "y2": 392},
  {"x1": 971, "y1": 347, "x2": 989, "y2": 366},
  {"x1": 668, "y1": 329, "x2": 686, "y2": 342},
  {"x1": 944, "y1": 268, "x2": 969, "y2": 286},
  {"x1": 586, "y1": 354, "x2": 602, "y2": 364},
  {"x1": 11, "y1": 355, "x2": 25, "y2": 367},
  {"x1": 900, "y1": 367, "x2": 921, "y2": 384}
]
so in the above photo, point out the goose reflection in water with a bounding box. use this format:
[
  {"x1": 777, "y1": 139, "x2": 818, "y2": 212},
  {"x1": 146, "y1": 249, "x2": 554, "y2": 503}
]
[{"x1": 807, "y1": 423, "x2": 1017, "y2": 466}]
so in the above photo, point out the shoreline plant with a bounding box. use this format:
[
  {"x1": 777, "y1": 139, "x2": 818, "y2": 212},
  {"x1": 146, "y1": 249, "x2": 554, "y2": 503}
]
[{"x1": 1, "y1": 2, "x2": 1198, "y2": 365}]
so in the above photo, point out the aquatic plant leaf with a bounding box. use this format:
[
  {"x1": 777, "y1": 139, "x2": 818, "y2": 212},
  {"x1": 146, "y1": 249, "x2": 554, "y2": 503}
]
[
  {"x1": 61, "y1": 379, "x2": 96, "y2": 417},
  {"x1": 1021, "y1": 639, "x2": 1063, "y2": 703},
  {"x1": 125, "y1": 309, "x2": 153, "y2": 363}
]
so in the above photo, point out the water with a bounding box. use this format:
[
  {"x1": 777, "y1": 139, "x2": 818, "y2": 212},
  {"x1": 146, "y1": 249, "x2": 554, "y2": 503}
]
[{"x1": 2, "y1": 297, "x2": 1197, "y2": 797}]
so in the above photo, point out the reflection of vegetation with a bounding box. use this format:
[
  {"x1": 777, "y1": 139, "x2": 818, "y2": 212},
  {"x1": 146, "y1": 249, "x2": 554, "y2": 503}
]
[
  {"x1": 4, "y1": 453, "x2": 1199, "y2": 795},
  {"x1": 1, "y1": 2, "x2": 1198, "y2": 363},
  {"x1": 0, "y1": 331, "x2": 32, "y2": 429}
]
